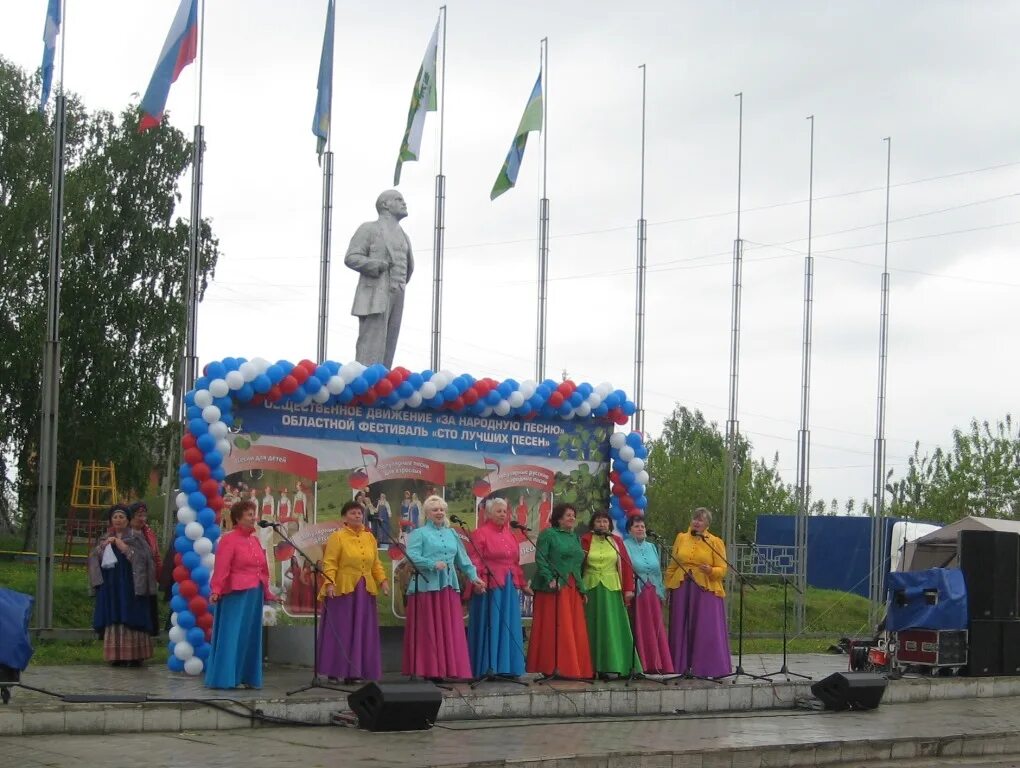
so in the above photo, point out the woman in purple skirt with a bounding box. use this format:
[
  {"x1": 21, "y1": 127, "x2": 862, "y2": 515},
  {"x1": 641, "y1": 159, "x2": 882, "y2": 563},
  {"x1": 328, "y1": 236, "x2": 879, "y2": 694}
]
[
  {"x1": 317, "y1": 501, "x2": 389, "y2": 683},
  {"x1": 664, "y1": 507, "x2": 731, "y2": 677}
]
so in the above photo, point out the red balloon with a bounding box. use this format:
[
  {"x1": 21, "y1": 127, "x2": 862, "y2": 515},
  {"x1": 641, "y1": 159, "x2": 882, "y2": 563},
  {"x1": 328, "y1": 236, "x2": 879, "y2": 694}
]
[
  {"x1": 613, "y1": 411, "x2": 629, "y2": 425},
  {"x1": 291, "y1": 366, "x2": 309, "y2": 384},
  {"x1": 609, "y1": 471, "x2": 621, "y2": 485},
  {"x1": 475, "y1": 381, "x2": 491, "y2": 396},
  {"x1": 188, "y1": 596, "x2": 208, "y2": 616},
  {"x1": 267, "y1": 385, "x2": 282, "y2": 402},
  {"x1": 620, "y1": 495, "x2": 634, "y2": 509},
  {"x1": 612, "y1": 484, "x2": 627, "y2": 497},
  {"x1": 172, "y1": 566, "x2": 189, "y2": 583},
  {"x1": 197, "y1": 612, "x2": 214, "y2": 630},
  {"x1": 361, "y1": 391, "x2": 377, "y2": 405},
  {"x1": 204, "y1": 628, "x2": 213, "y2": 642},
  {"x1": 300, "y1": 359, "x2": 318, "y2": 374},
  {"x1": 174, "y1": 553, "x2": 183, "y2": 567},
  {"x1": 183, "y1": 447, "x2": 203, "y2": 465},
  {"x1": 375, "y1": 379, "x2": 393, "y2": 397},
  {"x1": 181, "y1": 433, "x2": 197, "y2": 450},
  {"x1": 200, "y1": 478, "x2": 219, "y2": 497},
  {"x1": 462, "y1": 388, "x2": 479, "y2": 405},
  {"x1": 449, "y1": 397, "x2": 465, "y2": 411},
  {"x1": 179, "y1": 580, "x2": 198, "y2": 599},
  {"x1": 387, "y1": 370, "x2": 404, "y2": 385},
  {"x1": 191, "y1": 463, "x2": 211, "y2": 482},
  {"x1": 208, "y1": 495, "x2": 224, "y2": 511},
  {"x1": 548, "y1": 392, "x2": 564, "y2": 408},
  {"x1": 250, "y1": 393, "x2": 266, "y2": 406},
  {"x1": 280, "y1": 375, "x2": 298, "y2": 394}
]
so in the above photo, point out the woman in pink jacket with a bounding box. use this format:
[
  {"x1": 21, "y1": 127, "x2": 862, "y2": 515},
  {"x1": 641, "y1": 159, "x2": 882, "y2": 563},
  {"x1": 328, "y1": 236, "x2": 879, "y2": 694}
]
[{"x1": 205, "y1": 500, "x2": 281, "y2": 689}]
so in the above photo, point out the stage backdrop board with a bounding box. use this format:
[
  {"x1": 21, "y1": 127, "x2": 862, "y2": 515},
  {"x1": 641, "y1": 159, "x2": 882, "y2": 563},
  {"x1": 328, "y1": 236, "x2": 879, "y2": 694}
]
[{"x1": 225, "y1": 401, "x2": 612, "y2": 619}]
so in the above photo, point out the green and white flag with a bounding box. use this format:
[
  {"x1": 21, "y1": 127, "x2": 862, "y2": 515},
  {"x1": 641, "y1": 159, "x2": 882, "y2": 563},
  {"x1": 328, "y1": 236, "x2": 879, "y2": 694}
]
[
  {"x1": 490, "y1": 72, "x2": 543, "y2": 200},
  {"x1": 393, "y1": 20, "x2": 439, "y2": 185}
]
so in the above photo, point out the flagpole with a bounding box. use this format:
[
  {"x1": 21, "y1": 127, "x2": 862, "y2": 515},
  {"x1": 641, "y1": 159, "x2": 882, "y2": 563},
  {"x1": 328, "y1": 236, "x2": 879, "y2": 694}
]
[
  {"x1": 35, "y1": 0, "x2": 69, "y2": 632},
  {"x1": 794, "y1": 114, "x2": 815, "y2": 634},
  {"x1": 632, "y1": 63, "x2": 647, "y2": 436},
  {"x1": 535, "y1": 37, "x2": 550, "y2": 382},
  {"x1": 869, "y1": 137, "x2": 892, "y2": 626},
  {"x1": 722, "y1": 91, "x2": 743, "y2": 606},
  {"x1": 317, "y1": 1, "x2": 336, "y2": 363},
  {"x1": 430, "y1": 5, "x2": 447, "y2": 371}
]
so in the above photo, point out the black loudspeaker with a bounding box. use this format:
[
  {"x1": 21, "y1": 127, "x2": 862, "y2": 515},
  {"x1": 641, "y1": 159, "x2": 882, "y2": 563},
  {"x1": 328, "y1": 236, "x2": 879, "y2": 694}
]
[
  {"x1": 966, "y1": 620, "x2": 1002, "y2": 676},
  {"x1": 959, "y1": 530, "x2": 1019, "y2": 619},
  {"x1": 347, "y1": 682, "x2": 442, "y2": 731},
  {"x1": 810, "y1": 672, "x2": 887, "y2": 711},
  {"x1": 1001, "y1": 621, "x2": 1020, "y2": 675}
]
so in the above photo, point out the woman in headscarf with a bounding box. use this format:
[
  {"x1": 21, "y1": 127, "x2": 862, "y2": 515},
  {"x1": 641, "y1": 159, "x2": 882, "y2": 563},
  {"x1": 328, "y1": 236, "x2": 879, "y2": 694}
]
[{"x1": 88, "y1": 504, "x2": 157, "y2": 666}]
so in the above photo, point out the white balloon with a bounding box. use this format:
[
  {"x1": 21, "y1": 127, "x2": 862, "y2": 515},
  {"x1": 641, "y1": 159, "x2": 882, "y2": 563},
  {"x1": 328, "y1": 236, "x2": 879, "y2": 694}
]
[
  {"x1": 480, "y1": 406, "x2": 493, "y2": 417},
  {"x1": 177, "y1": 506, "x2": 196, "y2": 525},
  {"x1": 250, "y1": 357, "x2": 270, "y2": 374},
  {"x1": 618, "y1": 445, "x2": 636, "y2": 462},
  {"x1": 628, "y1": 457, "x2": 645, "y2": 473},
  {"x1": 201, "y1": 405, "x2": 221, "y2": 424},
  {"x1": 209, "y1": 379, "x2": 229, "y2": 398},
  {"x1": 326, "y1": 375, "x2": 344, "y2": 394},
  {"x1": 173, "y1": 641, "x2": 194, "y2": 660},
  {"x1": 438, "y1": 369, "x2": 455, "y2": 383},
  {"x1": 636, "y1": 470, "x2": 649, "y2": 485},
  {"x1": 340, "y1": 361, "x2": 364, "y2": 383},
  {"x1": 184, "y1": 521, "x2": 204, "y2": 541},
  {"x1": 609, "y1": 432, "x2": 627, "y2": 450},
  {"x1": 576, "y1": 402, "x2": 592, "y2": 417},
  {"x1": 193, "y1": 537, "x2": 213, "y2": 556},
  {"x1": 508, "y1": 391, "x2": 525, "y2": 408},
  {"x1": 587, "y1": 394, "x2": 603, "y2": 408},
  {"x1": 193, "y1": 389, "x2": 213, "y2": 408},
  {"x1": 215, "y1": 438, "x2": 231, "y2": 456},
  {"x1": 170, "y1": 611, "x2": 179, "y2": 627},
  {"x1": 391, "y1": 400, "x2": 405, "y2": 410},
  {"x1": 494, "y1": 400, "x2": 511, "y2": 416},
  {"x1": 596, "y1": 382, "x2": 614, "y2": 396},
  {"x1": 201, "y1": 553, "x2": 216, "y2": 570},
  {"x1": 175, "y1": 492, "x2": 189, "y2": 509},
  {"x1": 168, "y1": 625, "x2": 184, "y2": 644},
  {"x1": 225, "y1": 371, "x2": 245, "y2": 390},
  {"x1": 420, "y1": 382, "x2": 437, "y2": 399},
  {"x1": 184, "y1": 656, "x2": 204, "y2": 675},
  {"x1": 430, "y1": 373, "x2": 448, "y2": 390},
  {"x1": 519, "y1": 380, "x2": 537, "y2": 398},
  {"x1": 561, "y1": 410, "x2": 575, "y2": 420},
  {"x1": 208, "y1": 421, "x2": 229, "y2": 440},
  {"x1": 312, "y1": 388, "x2": 330, "y2": 404},
  {"x1": 238, "y1": 361, "x2": 257, "y2": 382},
  {"x1": 406, "y1": 392, "x2": 423, "y2": 408}
]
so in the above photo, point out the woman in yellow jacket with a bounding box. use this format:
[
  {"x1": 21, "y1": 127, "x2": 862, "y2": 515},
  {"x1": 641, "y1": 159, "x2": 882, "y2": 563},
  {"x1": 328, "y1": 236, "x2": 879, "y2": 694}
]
[
  {"x1": 664, "y1": 507, "x2": 731, "y2": 677},
  {"x1": 316, "y1": 500, "x2": 390, "y2": 682}
]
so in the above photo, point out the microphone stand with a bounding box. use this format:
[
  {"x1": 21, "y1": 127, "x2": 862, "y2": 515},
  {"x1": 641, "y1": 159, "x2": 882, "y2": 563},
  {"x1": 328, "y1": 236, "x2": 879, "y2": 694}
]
[
  {"x1": 693, "y1": 533, "x2": 767, "y2": 683},
  {"x1": 275, "y1": 523, "x2": 351, "y2": 696},
  {"x1": 370, "y1": 513, "x2": 433, "y2": 686},
  {"x1": 520, "y1": 527, "x2": 592, "y2": 684},
  {"x1": 743, "y1": 535, "x2": 810, "y2": 681},
  {"x1": 454, "y1": 519, "x2": 528, "y2": 688}
]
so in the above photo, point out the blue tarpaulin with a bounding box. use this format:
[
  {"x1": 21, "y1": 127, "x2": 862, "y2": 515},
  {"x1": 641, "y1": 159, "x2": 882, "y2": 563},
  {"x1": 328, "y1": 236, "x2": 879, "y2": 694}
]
[
  {"x1": 0, "y1": 588, "x2": 34, "y2": 670},
  {"x1": 885, "y1": 568, "x2": 968, "y2": 631}
]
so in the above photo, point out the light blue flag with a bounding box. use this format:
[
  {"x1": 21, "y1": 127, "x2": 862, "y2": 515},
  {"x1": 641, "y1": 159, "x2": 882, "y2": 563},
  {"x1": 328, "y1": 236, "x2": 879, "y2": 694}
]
[
  {"x1": 491, "y1": 73, "x2": 543, "y2": 200},
  {"x1": 312, "y1": 0, "x2": 335, "y2": 157},
  {"x1": 39, "y1": 0, "x2": 61, "y2": 112}
]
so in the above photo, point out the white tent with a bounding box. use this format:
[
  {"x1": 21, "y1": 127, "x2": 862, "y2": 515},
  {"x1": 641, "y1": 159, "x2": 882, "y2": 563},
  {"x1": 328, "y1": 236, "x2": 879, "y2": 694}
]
[
  {"x1": 903, "y1": 516, "x2": 1020, "y2": 571},
  {"x1": 890, "y1": 520, "x2": 941, "y2": 572}
]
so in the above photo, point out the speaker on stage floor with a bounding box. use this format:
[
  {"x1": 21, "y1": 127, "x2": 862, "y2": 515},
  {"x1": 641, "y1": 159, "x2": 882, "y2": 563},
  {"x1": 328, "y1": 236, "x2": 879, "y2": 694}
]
[
  {"x1": 968, "y1": 619, "x2": 1004, "y2": 676},
  {"x1": 347, "y1": 681, "x2": 442, "y2": 732},
  {"x1": 958, "y1": 530, "x2": 1019, "y2": 620},
  {"x1": 810, "y1": 672, "x2": 887, "y2": 711}
]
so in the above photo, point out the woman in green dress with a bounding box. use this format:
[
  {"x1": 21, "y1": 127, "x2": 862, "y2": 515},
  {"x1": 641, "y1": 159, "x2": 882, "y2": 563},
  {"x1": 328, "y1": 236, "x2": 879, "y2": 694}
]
[{"x1": 580, "y1": 510, "x2": 641, "y2": 679}]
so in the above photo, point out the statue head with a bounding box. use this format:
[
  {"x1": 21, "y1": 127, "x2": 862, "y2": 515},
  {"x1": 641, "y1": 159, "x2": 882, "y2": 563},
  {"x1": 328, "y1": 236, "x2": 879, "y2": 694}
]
[{"x1": 376, "y1": 189, "x2": 408, "y2": 220}]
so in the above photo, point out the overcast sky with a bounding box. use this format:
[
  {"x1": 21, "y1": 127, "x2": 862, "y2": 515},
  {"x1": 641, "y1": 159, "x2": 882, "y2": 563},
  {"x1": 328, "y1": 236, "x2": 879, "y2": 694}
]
[{"x1": 3, "y1": 1, "x2": 1018, "y2": 511}]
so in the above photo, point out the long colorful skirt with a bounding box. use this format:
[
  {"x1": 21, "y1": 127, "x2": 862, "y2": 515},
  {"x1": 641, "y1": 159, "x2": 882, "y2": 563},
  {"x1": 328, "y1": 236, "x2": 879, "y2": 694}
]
[
  {"x1": 205, "y1": 587, "x2": 264, "y2": 689},
  {"x1": 102, "y1": 624, "x2": 153, "y2": 663},
  {"x1": 668, "y1": 580, "x2": 731, "y2": 677},
  {"x1": 402, "y1": 587, "x2": 472, "y2": 679},
  {"x1": 317, "y1": 579, "x2": 382, "y2": 681},
  {"x1": 526, "y1": 579, "x2": 593, "y2": 678},
  {"x1": 632, "y1": 584, "x2": 674, "y2": 674},
  {"x1": 467, "y1": 574, "x2": 525, "y2": 678},
  {"x1": 585, "y1": 584, "x2": 642, "y2": 676},
  {"x1": 93, "y1": 557, "x2": 154, "y2": 663}
]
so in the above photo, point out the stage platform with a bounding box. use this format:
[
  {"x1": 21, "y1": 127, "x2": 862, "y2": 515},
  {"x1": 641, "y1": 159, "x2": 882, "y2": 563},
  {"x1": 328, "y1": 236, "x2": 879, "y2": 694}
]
[{"x1": 3, "y1": 653, "x2": 1020, "y2": 738}]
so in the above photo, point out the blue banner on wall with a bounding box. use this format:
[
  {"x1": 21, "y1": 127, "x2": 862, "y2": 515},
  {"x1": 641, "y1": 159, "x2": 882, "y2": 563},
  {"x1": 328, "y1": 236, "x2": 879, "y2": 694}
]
[{"x1": 234, "y1": 402, "x2": 611, "y2": 461}]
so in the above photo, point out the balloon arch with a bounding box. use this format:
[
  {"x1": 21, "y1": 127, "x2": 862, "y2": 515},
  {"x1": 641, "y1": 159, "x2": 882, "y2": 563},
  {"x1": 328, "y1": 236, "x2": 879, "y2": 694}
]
[{"x1": 167, "y1": 356, "x2": 651, "y2": 674}]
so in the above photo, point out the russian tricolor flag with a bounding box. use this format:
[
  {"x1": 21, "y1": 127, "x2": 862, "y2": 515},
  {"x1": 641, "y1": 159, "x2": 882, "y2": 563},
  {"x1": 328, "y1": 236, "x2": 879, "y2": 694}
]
[{"x1": 138, "y1": 0, "x2": 198, "y2": 132}]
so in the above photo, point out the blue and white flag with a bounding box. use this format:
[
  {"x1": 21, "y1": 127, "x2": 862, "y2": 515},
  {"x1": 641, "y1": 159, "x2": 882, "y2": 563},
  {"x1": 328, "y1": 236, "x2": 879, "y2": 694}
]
[{"x1": 39, "y1": 0, "x2": 62, "y2": 112}]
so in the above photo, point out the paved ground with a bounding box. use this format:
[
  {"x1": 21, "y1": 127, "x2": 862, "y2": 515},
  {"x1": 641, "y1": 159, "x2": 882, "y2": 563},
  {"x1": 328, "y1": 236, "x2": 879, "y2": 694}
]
[{"x1": 4, "y1": 696, "x2": 1020, "y2": 768}]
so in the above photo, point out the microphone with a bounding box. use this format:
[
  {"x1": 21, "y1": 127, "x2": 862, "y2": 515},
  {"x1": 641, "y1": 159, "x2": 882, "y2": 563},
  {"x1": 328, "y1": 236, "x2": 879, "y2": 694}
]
[
  {"x1": 449, "y1": 514, "x2": 466, "y2": 526},
  {"x1": 509, "y1": 520, "x2": 531, "y2": 532},
  {"x1": 593, "y1": 529, "x2": 611, "y2": 537},
  {"x1": 366, "y1": 512, "x2": 381, "y2": 522},
  {"x1": 257, "y1": 519, "x2": 280, "y2": 529},
  {"x1": 692, "y1": 531, "x2": 705, "y2": 539},
  {"x1": 646, "y1": 529, "x2": 662, "y2": 540}
]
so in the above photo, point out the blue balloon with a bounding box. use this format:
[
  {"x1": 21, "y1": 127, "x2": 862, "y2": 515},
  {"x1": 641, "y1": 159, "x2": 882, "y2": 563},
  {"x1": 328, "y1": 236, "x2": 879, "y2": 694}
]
[
  {"x1": 206, "y1": 525, "x2": 222, "y2": 542},
  {"x1": 569, "y1": 392, "x2": 584, "y2": 407},
  {"x1": 497, "y1": 382, "x2": 513, "y2": 398},
  {"x1": 440, "y1": 385, "x2": 456, "y2": 401},
  {"x1": 536, "y1": 384, "x2": 552, "y2": 399},
  {"x1": 168, "y1": 655, "x2": 185, "y2": 672},
  {"x1": 221, "y1": 357, "x2": 239, "y2": 372},
  {"x1": 407, "y1": 373, "x2": 424, "y2": 388},
  {"x1": 191, "y1": 566, "x2": 210, "y2": 585},
  {"x1": 194, "y1": 375, "x2": 210, "y2": 391},
  {"x1": 290, "y1": 385, "x2": 307, "y2": 402},
  {"x1": 237, "y1": 383, "x2": 255, "y2": 402},
  {"x1": 211, "y1": 467, "x2": 225, "y2": 481},
  {"x1": 620, "y1": 470, "x2": 636, "y2": 486},
  {"x1": 350, "y1": 377, "x2": 368, "y2": 395},
  {"x1": 325, "y1": 360, "x2": 340, "y2": 374},
  {"x1": 175, "y1": 536, "x2": 193, "y2": 554},
  {"x1": 304, "y1": 376, "x2": 322, "y2": 394},
  {"x1": 213, "y1": 396, "x2": 232, "y2": 412},
  {"x1": 622, "y1": 401, "x2": 636, "y2": 416},
  {"x1": 177, "y1": 610, "x2": 196, "y2": 629},
  {"x1": 362, "y1": 367, "x2": 381, "y2": 386},
  {"x1": 252, "y1": 374, "x2": 271, "y2": 393},
  {"x1": 558, "y1": 403, "x2": 572, "y2": 416},
  {"x1": 540, "y1": 405, "x2": 556, "y2": 419},
  {"x1": 181, "y1": 477, "x2": 198, "y2": 494},
  {"x1": 635, "y1": 496, "x2": 648, "y2": 509},
  {"x1": 175, "y1": 523, "x2": 186, "y2": 539},
  {"x1": 206, "y1": 362, "x2": 227, "y2": 379},
  {"x1": 199, "y1": 584, "x2": 211, "y2": 598},
  {"x1": 397, "y1": 381, "x2": 414, "y2": 398},
  {"x1": 179, "y1": 463, "x2": 192, "y2": 478},
  {"x1": 276, "y1": 359, "x2": 294, "y2": 372},
  {"x1": 182, "y1": 551, "x2": 200, "y2": 570},
  {"x1": 420, "y1": 369, "x2": 434, "y2": 381},
  {"x1": 315, "y1": 364, "x2": 332, "y2": 381},
  {"x1": 188, "y1": 418, "x2": 209, "y2": 436},
  {"x1": 633, "y1": 445, "x2": 648, "y2": 460},
  {"x1": 626, "y1": 431, "x2": 643, "y2": 447},
  {"x1": 185, "y1": 391, "x2": 196, "y2": 407},
  {"x1": 198, "y1": 507, "x2": 216, "y2": 527},
  {"x1": 425, "y1": 395, "x2": 444, "y2": 408},
  {"x1": 204, "y1": 451, "x2": 222, "y2": 469},
  {"x1": 171, "y1": 583, "x2": 180, "y2": 596},
  {"x1": 594, "y1": 404, "x2": 609, "y2": 417},
  {"x1": 485, "y1": 390, "x2": 501, "y2": 405},
  {"x1": 170, "y1": 595, "x2": 187, "y2": 613},
  {"x1": 186, "y1": 406, "x2": 202, "y2": 421},
  {"x1": 604, "y1": 393, "x2": 621, "y2": 409},
  {"x1": 197, "y1": 433, "x2": 216, "y2": 452},
  {"x1": 188, "y1": 491, "x2": 207, "y2": 510},
  {"x1": 382, "y1": 393, "x2": 400, "y2": 406},
  {"x1": 266, "y1": 364, "x2": 284, "y2": 383},
  {"x1": 338, "y1": 389, "x2": 354, "y2": 404},
  {"x1": 194, "y1": 642, "x2": 211, "y2": 660},
  {"x1": 186, "y1": 627, "x2": 205, "y2": 646}
]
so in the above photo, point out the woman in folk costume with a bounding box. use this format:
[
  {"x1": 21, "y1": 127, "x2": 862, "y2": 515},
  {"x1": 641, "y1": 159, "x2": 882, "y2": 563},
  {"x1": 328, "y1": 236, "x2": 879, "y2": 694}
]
[
  {"x1": 665, "y1": 507, "x2": 731, "y2": 678},
  {"x1": 580, "y1": 510, "x2": 641, "y2": 679},
  {"x1": 466, "y1": 497, "x2": 529, "y2": 678},
  {"x1": 317, "y1": 500, "x2": 389, "y2": 682},
  {"x1": 526, "y1": 503, "x2": 593, "y2": 678},
  {"x1": 205, "y1": 500, "x2": 281, "y2": 689},
  {"x1": 403, "y1": 495, "x2": 486, "y2": 680},
  {"x1": 623, "y1": 515, "x2": 674, "y2": 674},
  {"x1": 88, "y1": 504, "x2": 158, "y2": 665}
]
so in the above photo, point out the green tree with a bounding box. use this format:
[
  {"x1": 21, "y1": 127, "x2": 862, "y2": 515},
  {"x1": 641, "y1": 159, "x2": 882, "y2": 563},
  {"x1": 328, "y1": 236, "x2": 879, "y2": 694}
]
[
  {"x1": 0, "y1": 57, "x2": 220, "y2": 541},
  {"x1": 645, "y1": 406, "x2": 798, "y2": 539}
]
